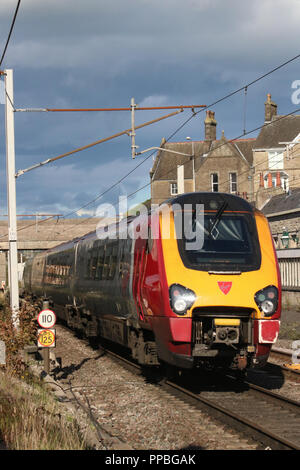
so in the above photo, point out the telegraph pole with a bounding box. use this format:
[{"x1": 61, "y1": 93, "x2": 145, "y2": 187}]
[{"x1": 4, "y1": 69, "x2": 19, "y2": 327}]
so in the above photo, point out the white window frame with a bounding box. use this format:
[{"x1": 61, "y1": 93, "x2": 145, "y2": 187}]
[
  {"x1": 229, "y1": 172, "x2": 237, "y2": 194},
  {"x1": 170, "y1": 182, "x2": 178, "y2": 195},
  {"x1": 211, "y1": 173, "x2": 218, "y2": 192},
  {"x1": 268, "y1": 150, "x2": 284, "y2": 170}
]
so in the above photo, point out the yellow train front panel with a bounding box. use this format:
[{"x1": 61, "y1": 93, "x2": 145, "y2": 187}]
[{"x1": 156, "y1": 192, "x2": 281, "y2": 370}]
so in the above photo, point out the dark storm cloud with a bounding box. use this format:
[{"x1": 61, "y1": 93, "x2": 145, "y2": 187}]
[{"x1": 0, "y1": 0, "x2": 300, "y2": 216}]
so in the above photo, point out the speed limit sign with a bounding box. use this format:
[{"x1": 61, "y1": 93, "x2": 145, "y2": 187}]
[
  {"x1": 37, "y1": 309, "x2": 56, "y2": 329},
  {"x1": 37, "y1": 329, "x2": 56, "y2": 348}
]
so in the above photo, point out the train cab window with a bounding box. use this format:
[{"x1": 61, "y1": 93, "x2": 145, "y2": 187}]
[{"x1": 176, "y1": 200, "x2": 261, "y2": 272}]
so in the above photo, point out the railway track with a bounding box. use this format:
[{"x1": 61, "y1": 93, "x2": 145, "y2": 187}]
[
  {"x1": 28, "y1": 319, "x2": 300, "y2": 450},
  {"x1": 105, "y1": 348, "x2": 300, "y2": 450}
]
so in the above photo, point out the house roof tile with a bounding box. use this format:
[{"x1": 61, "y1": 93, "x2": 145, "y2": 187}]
[
  {"x1": 254, "y1": 115, "x2": 300, "y2": 150},
  {"x1": 262, "y1": 188, "x2": 300, "y2": 215}
]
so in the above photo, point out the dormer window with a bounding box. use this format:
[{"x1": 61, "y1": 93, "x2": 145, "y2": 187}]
[{"x1": 268, "y1": 151, "x2": 284, "y2": 169}]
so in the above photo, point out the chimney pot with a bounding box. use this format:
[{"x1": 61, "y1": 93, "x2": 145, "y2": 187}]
[
  {"x1": 204, "y1": 110, "x2": 217, "y2": 141},
  {"x1": 265, "y1": 93, "x2": 277, "y2": 122}
]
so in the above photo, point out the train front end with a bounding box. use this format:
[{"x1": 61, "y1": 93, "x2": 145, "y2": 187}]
[{"x1": 151, "y1": 192, "x2": 281, "y2": 371}]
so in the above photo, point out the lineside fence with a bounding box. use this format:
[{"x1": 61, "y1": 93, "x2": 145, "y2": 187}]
[{"x1": 277, "y1": 249, "x2": 300, "y2": 291}]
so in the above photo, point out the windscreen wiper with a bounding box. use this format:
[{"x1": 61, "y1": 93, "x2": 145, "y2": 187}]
[{"x1": 208, "y1": 200, "x2": 228, "y2": 239}]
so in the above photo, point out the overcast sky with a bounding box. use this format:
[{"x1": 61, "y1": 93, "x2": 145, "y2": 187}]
[{"x1": 0, "y1": 0, "x2": 300, "y2": 219}]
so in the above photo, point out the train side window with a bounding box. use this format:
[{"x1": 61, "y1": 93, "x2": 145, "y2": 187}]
[
  {"x1": 85, "y1": 249, "x2": 93, "y2": 279},
  {"x1": 96, "y1": 245, "x2": 105, "y2": 280},
  {"x1": 90, "y1": 247, "x2": 98, "y2": 280},
  {"x1": 103, "y1": 245, "x2": 112, "y2": 280},
  {"x1": 109, "y1": 242, "x2": 118, "y2": 280},
  {"x1": 119, "y1": 242, "x2": 125, "y2": 278}
]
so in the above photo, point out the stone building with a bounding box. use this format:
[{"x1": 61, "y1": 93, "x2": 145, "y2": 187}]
[
  {"x1": 150, "y1": 110, "x2": 255, "y2": 205},
  {"x1": 253, "y1": 93, "x2": 300, "y2": 208},
  {"x1": 150, "y1": 94, "x2": 300, "y2": 207},
  {"x1": 261, "y1": 188, "x2": 300, "y2": 249}
]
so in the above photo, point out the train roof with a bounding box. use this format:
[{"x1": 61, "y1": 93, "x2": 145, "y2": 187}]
[
  {"x1": 40, "y1": 215, "x2": 138, "y2": 255},
  {"x1": 165, "y1": 192, "x2": 255, "y2": 213},
  {"x1": 33, "y1": 193, "x2": 255, "y2": 258}
]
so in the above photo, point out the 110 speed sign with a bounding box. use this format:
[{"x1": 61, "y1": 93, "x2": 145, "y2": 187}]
[{"x1": 37, "y1": 309, "x2": 56, "y2": 329}]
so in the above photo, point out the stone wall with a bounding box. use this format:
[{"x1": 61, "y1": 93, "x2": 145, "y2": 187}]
[{"x1": 151, "y1": 179, "x2": 193, "y2": 205}]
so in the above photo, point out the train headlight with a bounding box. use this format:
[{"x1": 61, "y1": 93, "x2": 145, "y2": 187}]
[
  {"x1": 169, "y1": 284, "x2": 196, "y2": 315},
  {"x1": 254, "y1": 285, "x2": 278, "y2": 317}
]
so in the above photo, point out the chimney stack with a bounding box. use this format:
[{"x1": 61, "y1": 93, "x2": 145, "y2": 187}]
[
  {"x1": 204, "y1": 110, "x2": 217, "y2": 141},
  {"x1": 264, "y1": 93, "x2": 277, "y2": 122}
]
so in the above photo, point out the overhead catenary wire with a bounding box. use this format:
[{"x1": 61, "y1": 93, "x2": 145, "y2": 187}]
[
  {"x1": 15, "y1": 109, "x2": 183, "y2": 177},
  {"x1": 5, "y1": 110, "x2": 299, "y2": 243},
  {"x1": 4, "y1": 48, "x2": 300, "y2": 178},
  {"x1": 7, "y1": 50, "x2": 300, "y2": 178},
  {"x1": 0, "y1": 0, "x2": 22, "y2": 68},
  {"x1": 47, "y1": 106, "x2": 300, "y2": 240},
  {"x1": 4, "y1": 51, "x2": 300, "y2": 239},
  {"x1": 30, "y1": 50, "x2": 300, "y2": 208},
  {"x1": 4, "y1": 105, "x2": 300, "y2": 242},
  {"x1": 2, "y1": 108, "x2": 299, "y2": 243}
]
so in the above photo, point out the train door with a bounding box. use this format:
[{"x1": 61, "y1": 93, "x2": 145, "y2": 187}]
[{"x1": 132, "y1": 240, "x2": 147, "y2": 321}]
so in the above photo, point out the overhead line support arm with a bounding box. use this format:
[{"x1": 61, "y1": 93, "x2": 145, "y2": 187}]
[{"x1": 15, "y1": 109, "x2": 183, "y2": 177}]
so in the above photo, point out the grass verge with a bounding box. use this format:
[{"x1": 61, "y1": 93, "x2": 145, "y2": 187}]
[
  {"x1": 0, "y1": 370, "x2": 89, "y2": 450},
  {"x1": 0, "y1": 298, "x2": 90, "y2": 449}
]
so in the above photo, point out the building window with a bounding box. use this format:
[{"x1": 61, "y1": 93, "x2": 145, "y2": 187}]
[
  {"x1": 170, "y1": 182, "x2": 178, "y2": 195},
  {"x1": 211, "y1": 173, "x2": 218, "y2": 192},
  {"x1": 268, "y1": 151, "x2": 284, "y2": 170},
  {"x1": 229, "y1": 172, "x2": 237, "y2": 193}
]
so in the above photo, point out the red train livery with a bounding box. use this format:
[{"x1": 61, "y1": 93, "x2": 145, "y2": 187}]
[{"x1": 23, "y1": 192, "x2": 281, "y2": 371}]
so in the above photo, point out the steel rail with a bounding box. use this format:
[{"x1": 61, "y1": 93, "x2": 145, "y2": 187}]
[
  {"x1": 164, "y1": 379, "x2": 300, "y2": 450},
  {"x1": 104, "y1": 348, "x2": 300, "y2": 450},
  {"x1": 33, "y1": 319, "x2": 300, "y2": 450}
]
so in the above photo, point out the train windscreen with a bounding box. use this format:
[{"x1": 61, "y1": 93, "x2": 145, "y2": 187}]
[{"x1": 175, "y1": 209, "x2": 261, "y2": 272}]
